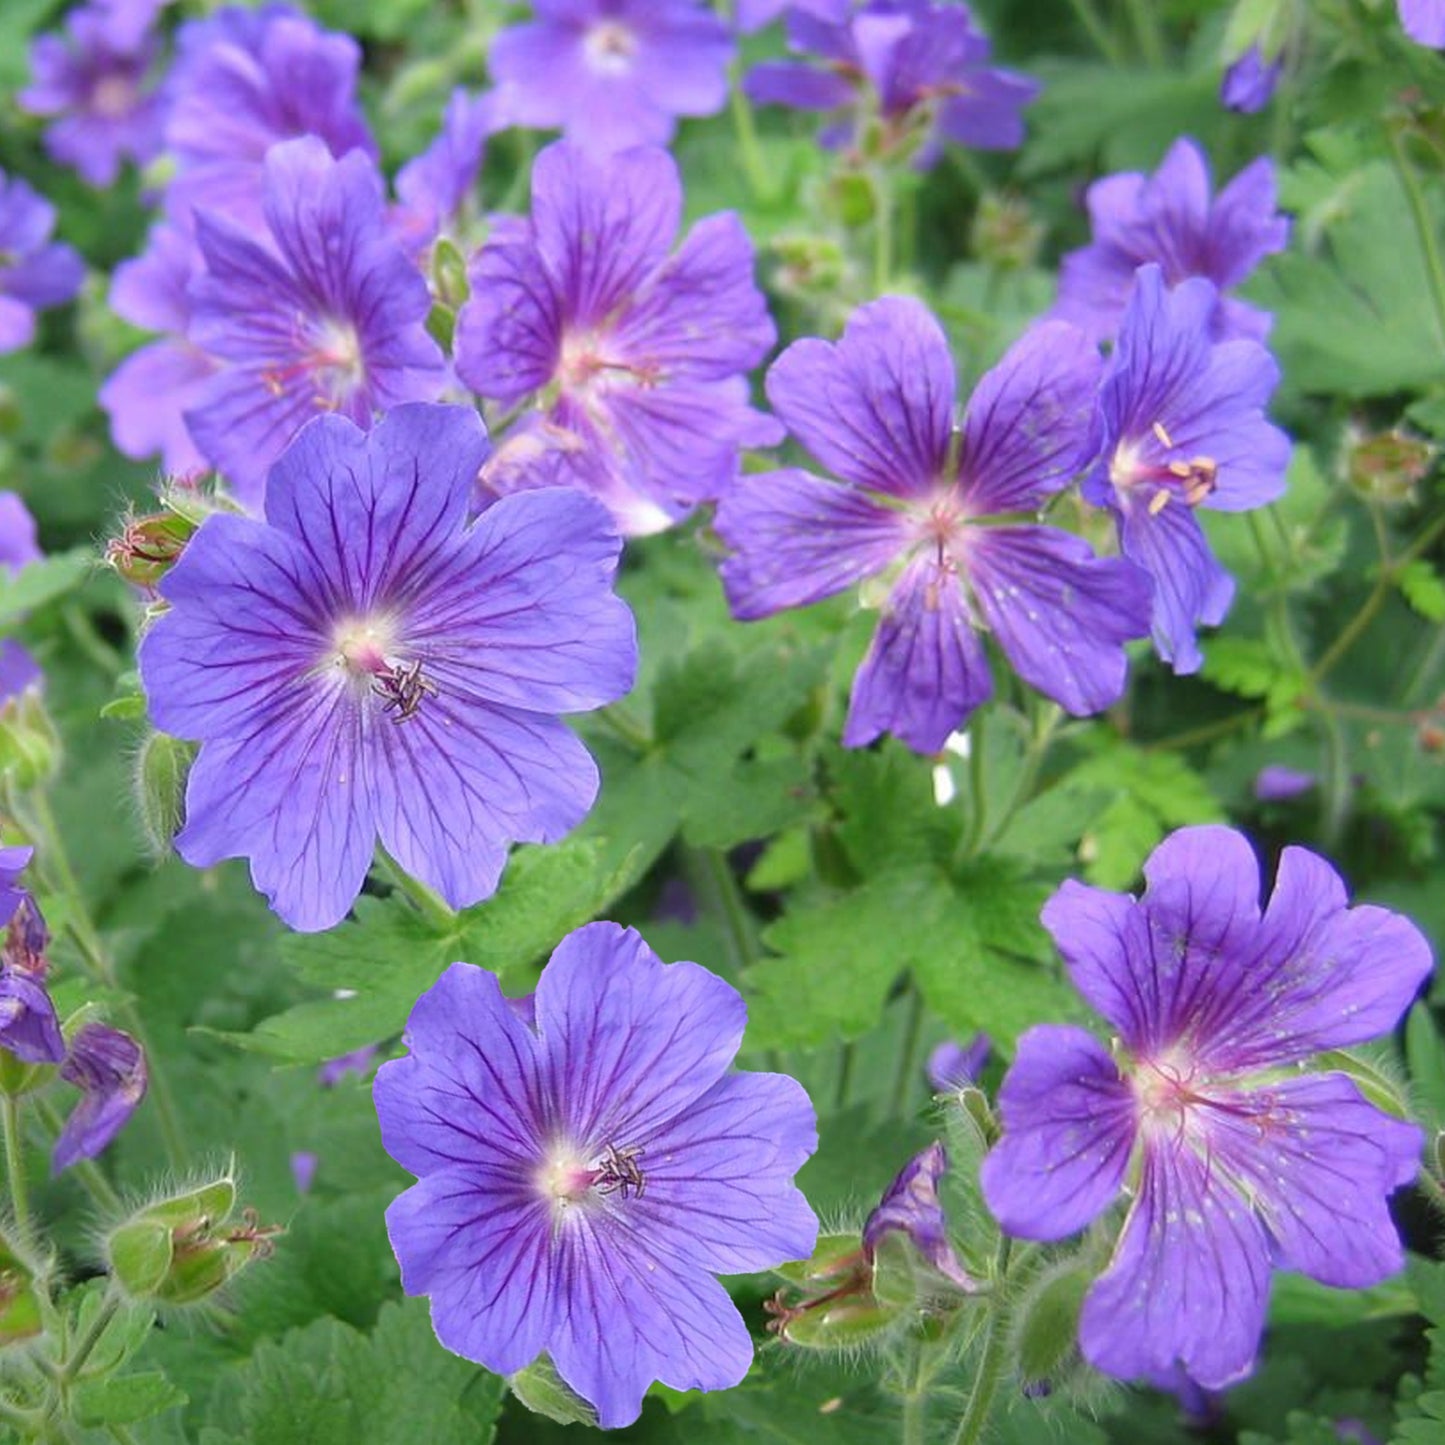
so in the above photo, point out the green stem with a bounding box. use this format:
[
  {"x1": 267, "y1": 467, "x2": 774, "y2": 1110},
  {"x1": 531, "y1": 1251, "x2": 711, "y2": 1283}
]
[
  {"x1": 890, "y1": 983, "x2": 925, "y2": 1117},
  {"x1": 874, "y1": 170, "x2": 894, "y2": 293},
  {"x1": 1061, "y1": 0, "x2": 1125, "y2": 63},
  {"x1": 59, "y1": 1290, "x2": 122, "y2": 1385},
  {"x1": 693, "y1": 848, "x2": 758, "y2": 979},
  {"x1": 900, "y1": 1343, "x2": 936, "y2": 1445},
  {"x1": 1145, "y1": 709, "x2": 1259, "y2": 753},
  {"x1": 729, "y1": 80, "x2": 774, "y2": 204},
  {"x1": 951, "y1": 1241, "x2": 1012, "y2": 1445},
  {"x1": 834, "y1": 1040, "x2": 855, "y2": 1111},
  {"x1": 1122, "y1": 0, "x2": 1165, "y2": 66},
  {"x1": 59, "y1": 604, "x2": 122, "y2": 676},
  {"x1": 1385, "y1": 120, "x2": 1445, "y2": 350},
  {"x1": 2, "y1": 1093, "x2": 30, "y2": 1238},
  {"x1": 377, "y1": 847, "x2": 457, "y2": 934}
]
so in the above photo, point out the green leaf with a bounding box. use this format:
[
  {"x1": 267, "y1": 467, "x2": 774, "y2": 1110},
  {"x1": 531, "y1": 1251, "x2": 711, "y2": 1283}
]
[
  {"x1": 228, "y1": 839, "x2": 633, "y2": 1064},
  {"x1": 0, "y1": 548, "x2": 92, "y2": 625},
  {"x1": 1253, "y1": 159, "x2": 1445, "y2": 398},
  {"x1": 201, "y1": 1298, "x2": 505, "y2": 1445},
  {"x1": 1406, "y1": 1007, "x2": 1445, "y2": 1131},
  {"x1": 1398, "y1": 559, "x2": 1445, "y2": 623},
  {"x1": 74, "y1": 1371, "x2": 187, "y2": 1427}
]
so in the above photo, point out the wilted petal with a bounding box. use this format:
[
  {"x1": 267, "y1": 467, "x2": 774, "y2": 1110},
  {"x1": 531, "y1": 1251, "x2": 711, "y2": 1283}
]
[{"x1": 53, "y1": 1023, "x2": 147, "y2": 1173}]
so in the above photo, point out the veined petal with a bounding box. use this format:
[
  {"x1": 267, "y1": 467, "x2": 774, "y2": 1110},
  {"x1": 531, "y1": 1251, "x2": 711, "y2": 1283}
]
[
  {"x1": 455, "y1": 233, "x2": 563, "y2": 405},
  {"x1": 1203, "y1": 1074, "x2": 1421, "y2": 1288},
  {"x1": 1202, "y1": 843, "x2": 1433, "y2": 1070},
  {"x1": 1116, "y1": 491, "x2": 1234, "y2": 675},
  {"x1": 409, "y1": 487, "x2": 635, "y2": 714},
  {"x1": 387, "y1": 1166, "x2": 558, "y2": 1376},
  {"x1": 174, "y1": 697, "x2": 374, "y2": 933},
  {"x1": 981, "y1": 1025, "x2": 1135, "y2": 1240},
  {"x1": 530, "y1": 142, "x2": 681, "y2": 324},
  {"x1": 843, "y1": 553, "x2": 992, "y2": 754},
  {"x1": 1080, "y1": 1135, "x2": 1271, "y2": 1390},
  {"x1": 619, "y1": 1071, "x2": 819, "y2": 1275},
  {"x1": 534, "y1": 923, "x2": 746, "y2": 1149},
  {"x1": 967, "y1": 524, "x2": 1150, "y2": 715},
  {"x1": 959, "y1": 322, "x2": 1100, "y2": 512},
  {"x1": 715, "y1": 467, "x2": 910, "y2": 620},
  {"x1": 374, "y1": 963, "x2": 546, "y2": 1176},
  {"x1": 141, "y1": 514, "x2": 328, "y2": 741},
  {"x1": 263, "y1": 406, "x2": 489, "y2": 616},
  {"x1": 550, "y1": 1220, "x2": 753, "y2": 1429},
  {"x1": 371, "y1": 701, "x2": 601, "y2": 911},
  {"x1": 766, "y1": 296, "x2": 954, "y2": 499}
]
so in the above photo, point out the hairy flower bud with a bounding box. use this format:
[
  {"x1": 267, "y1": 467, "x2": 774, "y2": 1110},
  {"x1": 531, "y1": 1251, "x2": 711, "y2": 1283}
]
[
  {"x1": 107, "y1": 1176, "x2": 280, "y2": 1306},
  {"x1": 105, "y1": 509, "x2": 196, "y2": 592},
  {"x1": 0, "y1": 1231, "x2": 44, "y2": 1347},
  {"x1": 1345, "y1": 426, "x2": 1436, "y2": 506},
  {"x1": 132, "y1": 731, "x2": 193, "y2": 859}
]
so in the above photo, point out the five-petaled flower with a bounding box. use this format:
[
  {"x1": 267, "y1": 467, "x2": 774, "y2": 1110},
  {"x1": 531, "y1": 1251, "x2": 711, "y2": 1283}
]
[
  {"x1": 375, "y1": 922, "x2": 819, "y2": 1428},
  {"x1": 714, "y1": 295, "x2": 1152, "y2": 754},
  {"x1": 137, "y1": 403, "x2": 638, "y2": 932},
  {"x1": 981, "y1": 825, "x2": 1430, "y2": 1391},
  {"x1": 489, "y1": 0, "x2": 734, "y2": 155},
  {"x1": 183, "y1": 136, "x2": 445, "y2": 509},
  {"x1": 1050, "y1": 136, "x2": 1289, "y2": 344},
  {"x1": 745, "y1": 0, "x2": 1037, "y2": 166},
  {"x1": 456, "y1": 142, "x2": 779, "y2": 535},
  {"x1": 1083, "y1": 265, "x2": 1291, "y2": 674}
]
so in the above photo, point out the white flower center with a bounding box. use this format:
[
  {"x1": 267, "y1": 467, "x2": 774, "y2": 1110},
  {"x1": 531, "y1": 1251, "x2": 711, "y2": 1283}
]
[{"x1": 583, "y1": 21, "x2": 637, "y2": 75}]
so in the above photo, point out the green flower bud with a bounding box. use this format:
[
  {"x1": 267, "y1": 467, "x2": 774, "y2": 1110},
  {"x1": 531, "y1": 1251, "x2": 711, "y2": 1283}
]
[
  {"x1": 830, "y1": 171, "x2": 878, "y2": 229},
  {"x1": 510, "y1": 1354, "x2": 599, "y2": 1427},
  {"x1": 970, "y1": 193, "x2": 1043, "y2": 273},
  {"x1": 133, "y1": 732, "x2": 194, "y2": 859},
  {"x1": 1345, "y1": 426, "x2": 1436, "y2": 506},
  {"x1": 1013, "y1": 1260, "x2": 1090, "y2": 1389},
  {"x1": 107, "y1": 1176, "x2": 279, "y2": 1306},
  {"x1": 0, "y1": 688, "x2": 60, "y2": 789},
  {"x1": 432, "y1": 238, "x2": 470, "y2": 312},
  {"x1": 105, "y1": 510, "x2": 197, "y2": 592}
]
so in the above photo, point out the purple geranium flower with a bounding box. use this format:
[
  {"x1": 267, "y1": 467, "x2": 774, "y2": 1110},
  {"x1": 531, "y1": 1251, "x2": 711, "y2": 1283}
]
[
  {"x1": 318, "y1": 1045, "x2": 376, "y2": 1087},
  {"x1": 0, "y1": 174, "x2": 84, "y2": 355},
  {"x1": 863, "y1": 1142, "x2": 975, "y2": 1288},
  {"x1": 980, "y1": 825, "x2": 1430, "y2": 1390},
  {"x1": 0, "y1": 847, "x2": 35, "y2": 938},
  {"x1": 163, "y1": 3, "x2": 375, "y2": 232},
  {"x1": 715, "y1": 297, "x2": 1152, "y2": 754},
  {"x1": 0, "y1": 493, "x2": 45, "y2": 697},
  {"x1": 101, "y1": 222, "x2": 215, "y2": 478},
  {"x1": 137, "y1": 403, "x2": 637, "y2": 933},
  {"x1": 1083, "y1": 265, "x2": 1291, "y2": 674},
  {"x1": 490, "y1": 0, "x2": 733, "y2": 155},
  {"x1": 53, "y1": 1023, "x2": 148, "y2": 1173},
  {"x1": 746, "y1": 0, "x2": 1037, "y2": 164},
  {"x1": 0, "y1": 850, "x2": 63, "y2": 1067},
  {"x1": 376, "y1": 923, "x2": 819, "y2": 1428},
  {"x1": 393, "y1": 89, "x2": 506, "y2": 255},
  {"x1": 927, "y1": 1032, "x2": 990, "y2": 1092},
  {"x1": 183, "y1": 136, "x2": 445, "y2": 508},
  {"x1": 456, "y1": 142, "x2": 779, "y2": 534},
  {"x1": 1220, "y1": 45, "x2": 1282, "y2": 113},
  {"x1": 1401, "y1": 0, "x2": 1445, "y2": 46},
  {"x1": 1052, "y1": 137, "x2": 1290, "y2": 344},
  {"x1": 19, "y1": 1, "x2": 168, "y2": 188}
]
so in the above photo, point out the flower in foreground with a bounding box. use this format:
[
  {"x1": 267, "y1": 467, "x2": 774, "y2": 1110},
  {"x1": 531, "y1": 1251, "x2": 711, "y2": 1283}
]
[
  {"x1": 489, "y1": 0, "x2": 733, "y2": 155},
  {"x1": 457, "y1": 142, "x2": 778, "y2": 534},
  {"x1": 715, "y1": 296, "x2": 1152, "y2": 753},
  {"x1": 980, "y1": 825, "x2": 1431, "y2": 1390},
  {"x1": 1083, "y1": 265, "x2": 1290, "y2": 674},
  {"x1": 375, "y1": 923, "x2": 819, "y2": 1428},
  {"x1": 0, "y1": 173, "x2": 84, "y2": 355},
  {"x1": 137, "y1": 403, "x2": 638, "y2": 932},
  {"x1": 745, "y1": 0, "x2": 1037, "y2": 165},
  {"x1": 1051, "y1": 137, "x2": 1289, "y2": 344},
  {"x1": 19, "y1": 0, "x2": 168, "y2": 188},
  {"x1": 184, "y1": 136, "x2": 445, "y2": 508}
]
